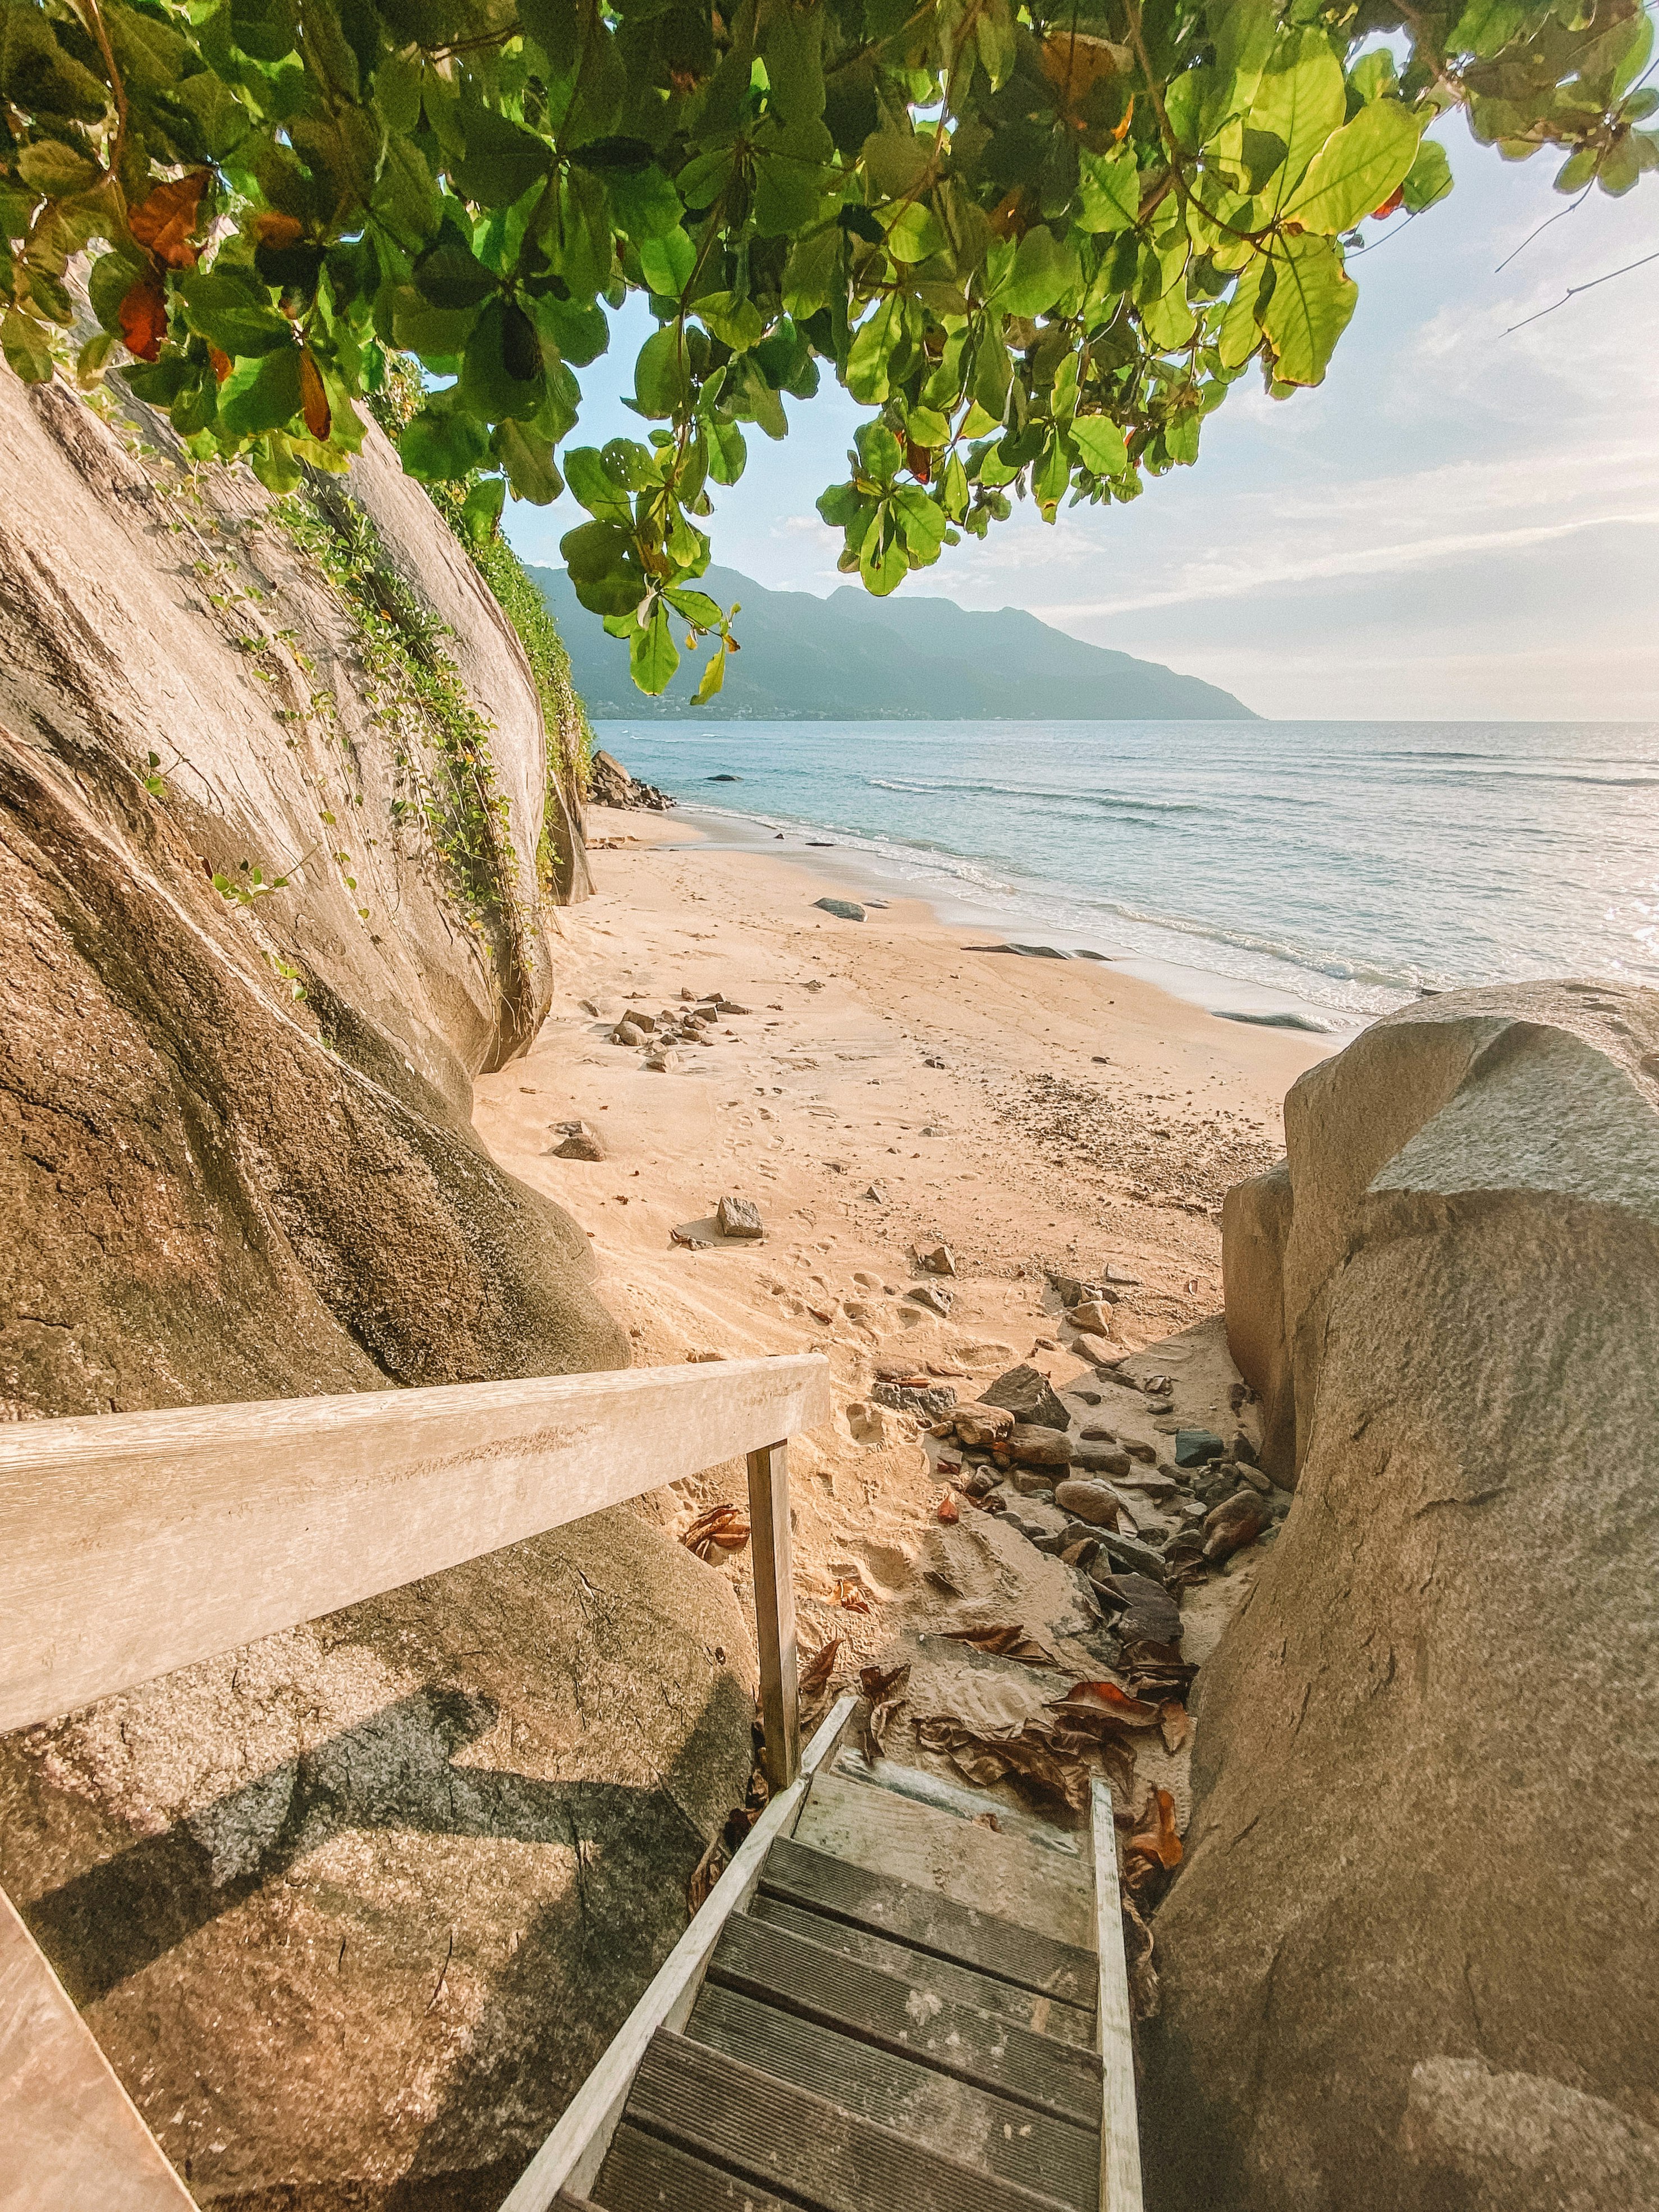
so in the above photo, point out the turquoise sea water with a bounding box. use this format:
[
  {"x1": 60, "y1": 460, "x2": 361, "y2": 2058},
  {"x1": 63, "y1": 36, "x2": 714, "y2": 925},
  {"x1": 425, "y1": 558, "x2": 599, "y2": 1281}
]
[{"x1": 596, "y1": 718, "x2": 1659, "y2": 1029}]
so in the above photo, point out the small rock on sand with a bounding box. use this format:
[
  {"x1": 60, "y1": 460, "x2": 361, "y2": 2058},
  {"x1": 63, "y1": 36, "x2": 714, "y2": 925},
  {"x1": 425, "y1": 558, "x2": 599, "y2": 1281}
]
[
  {"x1": 716, "y1": 1196, "x2": 763, "y2": 1239},
  {"x1": 982, "y1": 1364, "x2": 1070, "y2": 1435},
  {"x1": 952, "y1": 1403, "x2": 1014, "y2": 1448},
  {"x1": 814, "y1": 897, "x2": 865, "y2": 922},
  {"x1": 906, "y1": 1282, "x2": 952, "y2": 1316},
  {"x1": 548, "y1": 1120, "x2": 604, "y2": 1161},
  {"x1": 1175, "y1": 1428, "x2": 1226, "y2": 1467},
  {"x1": 1069, "y1": 1300, "x2": 1119, "y2": 1339},
  {"x1": 1001, "y1": 1422, "x2": 1071, "y2": 1469},
  {"x1": 644, "y1": 1047, "x2": 678, "y2": 1072},
  {"x1": 613, "y1": 1020, "x2": 646, "y2": 1047},
  {"x1": 920, "y1": 1244, "x2": 956, "y2": 1276}
]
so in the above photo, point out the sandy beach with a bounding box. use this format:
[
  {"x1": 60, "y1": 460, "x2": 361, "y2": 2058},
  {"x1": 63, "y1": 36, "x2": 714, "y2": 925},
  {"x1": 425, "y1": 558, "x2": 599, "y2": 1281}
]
[{"x1": 473, "y1": 805, "x2": 1332, "y2": 1781}]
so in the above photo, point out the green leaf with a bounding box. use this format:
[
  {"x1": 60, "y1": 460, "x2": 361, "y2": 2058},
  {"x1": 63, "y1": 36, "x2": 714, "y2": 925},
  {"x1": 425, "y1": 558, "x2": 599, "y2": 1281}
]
[
  {"x1": 15, "y1": 138, "x2": 98, "y2": 196},
  {"x1": 629, "y1": 603, "x2": 680, "y2": 693},
  {"x1": 639, "y1": 226, "x2": 696, "y2": 298},
  {"x1": 449, "y1": 94, "x2": 552, "y2": 208},
  {"x1": 1, "y1": 307, "x2": 53, "y2": 383},
  {"x1": 178, "y1": 266, "x2": 292, "y2": 357},
  {"x1": 1285, "y1": 99, "x2": 1421, "y2": 233},
  {"x1": 460, "y1": 475, "x2": 505, "y2": 542},
  {"x1": 765, "y1": 1, "x2": 825, "y2": 127},
  {"x1": 884, "y1": 201, "x2": 945, "y2": 262},
  {"x1": 218, "y1": 344, "x2": 304, "y2": 437},
  {"x1": 856, "y1": 420, "x2": 904, "y2": 480},
  {"x1": 1069, "y1": 413, "x2": 1128, "y2": 477},
  {"x1": 1141, "y1": 285, "x2": 1196, "y2": 350},
  {"x1": 696, "y1": 288, "x2": 765, "y2": 351},
  {"x1": 846, "y1": 293, "x2": 906, "y2": 404},
  {"x1": 1249, "y1": 29, "x2": 1346, "y2": 213},
  {"x1": 562, "y1": 518, "x2": 647, "y2": 616},
  {"x1": 633, "y1": 323, "x2": 690, "y2": 416},
  {"x1": 704, "y1": 414, "x2": 746, "y2": 484},
  {"x1": 782, "y1": 227, "x2": 842, "y2": 318},
  {"x1": 1261, "y1": 232, "x2": 1356, "y2": 386},
  {"x1": 565, "y1": 445, "x2": 633, "y2": 520},
  {"x1": 1077, "y1": 148, "x2": 1140, "y2": 234},
  {"x1": 413, "y1": 218, "x2": 497, "y2": 310},
  {"x1": 998, "y1": 225, "x2": 1080, "y2": 317},
  {"x1": 607, "y1": 163, "x2": 683, "y2": 241},
  {"x1": 459, "y1": 295, "x2": 544, "y2": 420},
  {"x1": 1402, "y1": 139, "x2": 1454, "y2": 212},
  {"x1": 664, "y1": 586, "x2": 724, "y2": 626},
  {"x1": 694, "y1": 642, "x2": 727, "y2": 702},
  {"x1": 859, "y1": 515, "x2": 908, "y2": 594},
  {"x1": 892, "y1": 483, "x2": 946, "y2": 560},
  {"x1": 496, "y1": 418, "x2": 563, "y2": 502},
  {"x1": 1217, "y1": 251, "x2": 1272, "y2": 368},
  {"x1": 400, "y1": 399, "x2": 491, "y2": 480}
]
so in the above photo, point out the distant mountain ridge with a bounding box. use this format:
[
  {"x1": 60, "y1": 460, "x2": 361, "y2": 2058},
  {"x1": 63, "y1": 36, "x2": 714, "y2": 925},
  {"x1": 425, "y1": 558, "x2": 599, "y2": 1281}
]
[{"x1": 530, "y1": 562, "x2": 1255, "y2": 722}]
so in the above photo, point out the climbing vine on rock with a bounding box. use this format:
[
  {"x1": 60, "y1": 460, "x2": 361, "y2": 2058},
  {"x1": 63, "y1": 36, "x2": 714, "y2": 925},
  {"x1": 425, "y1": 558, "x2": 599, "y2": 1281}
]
[{"x1": 0, "y1": 0, "x2": 1652, "y2": 690}]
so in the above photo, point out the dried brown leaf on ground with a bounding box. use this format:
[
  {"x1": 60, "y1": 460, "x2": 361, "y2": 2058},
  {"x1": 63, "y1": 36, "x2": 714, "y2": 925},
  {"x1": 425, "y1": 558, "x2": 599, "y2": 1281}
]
[
  {"x1": 1048, "y1": 1680, "x2": 1164, "y2": 1730},
  {"x1": 915, "y1": 1714, "x2": 1091, "y2": 1815},
  {"x1": 940, "y1": 1623, "x2": 1064, "y2": 1668},
  {"x1": 831, "y1": 1577, "x2": 873, "y2": 1612},
  {"x1": 799, "y1": 1636, "x2": 845, "y2": 1697},
  {"x1": 1159, "y1": 1701, "x2": 1194, "y2": 1753},
  {"x1": 1123, "y1": 1784, "x2": 1184, "y2": 1893},
  {"x1": 1120, "y1": 1638, "x2": 1199, "y2": 1702},
  {"x1": 856, "y1": 1661, "x2": 911, "y2": 1761},
  {"x1": 682, "y1": 1504, "x2": 750, "y2": 1560},
  {"x1": 936, "y1": 1490, "x2": 960, "y2": 1523}
]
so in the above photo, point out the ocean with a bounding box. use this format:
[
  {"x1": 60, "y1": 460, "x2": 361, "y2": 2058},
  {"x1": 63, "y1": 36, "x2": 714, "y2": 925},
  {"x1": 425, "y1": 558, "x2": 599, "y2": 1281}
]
[{"x1": 593, "y1": 719, "x2": 1659, "y2": 1034}]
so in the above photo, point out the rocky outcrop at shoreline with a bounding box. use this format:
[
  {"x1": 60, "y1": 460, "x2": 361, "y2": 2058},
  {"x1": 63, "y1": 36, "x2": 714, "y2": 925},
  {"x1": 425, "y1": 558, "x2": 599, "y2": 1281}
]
[
  {"x1": 1146, "y1": 981, "x2": 1659, "y2": 2212},
  {"x1": 587, "y1": 748, "x2": 673, "y2": 812}
]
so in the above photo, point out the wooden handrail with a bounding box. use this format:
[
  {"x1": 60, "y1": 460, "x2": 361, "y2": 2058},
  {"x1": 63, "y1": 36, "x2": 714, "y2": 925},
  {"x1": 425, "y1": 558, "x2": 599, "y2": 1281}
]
[{"x1": 0, "y1": 1355, "x2": 831, "y2": 1735}]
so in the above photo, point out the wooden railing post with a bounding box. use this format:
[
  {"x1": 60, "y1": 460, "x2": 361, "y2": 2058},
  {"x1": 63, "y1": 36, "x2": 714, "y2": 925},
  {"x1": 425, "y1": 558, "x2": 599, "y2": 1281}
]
[{"x1": 745, "y1": 1440, "x2": 800, "y2": 1793}]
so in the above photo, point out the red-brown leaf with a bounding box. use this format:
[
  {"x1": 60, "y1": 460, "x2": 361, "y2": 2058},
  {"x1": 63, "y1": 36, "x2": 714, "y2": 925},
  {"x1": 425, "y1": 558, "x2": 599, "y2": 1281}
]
[
  {"x1": 941, "y1": 1623, "x2": 1063, "y2": 1667},
  {"x1": 682, "y1": 1503, "x2": 750, "y2": 1560},
  {"x1": 936, "y1": 1490, "x2": 960, "y2": 1523},
  {"x1": 118, "y1": 272, "x2": 169, "y2": 363},
  {"x1": 1126, "y1": 1784, "x2": 1183, "y2": 1873},
  {"x1": 208, "y1": 344, "x2": 233, "y2": 383},
  {"x1": 299, "y1": 348, "x2": 329, "y2": 439},
  {"x1": 128, "y1": 170, "x2": 210, "y2": 269},
  {"x1": 799, "y1": 1636, "x2": 844, "y2": 1696},
  {"x1": 831, "y1": 1577, "x2": 872, "y2": 1612},
  {"x1": 254, "y1": 210, "x2": 305, "y2": 249},
  {"x1": 1048, "y1": 1680, "x2": 1163, "y2": 1730}
]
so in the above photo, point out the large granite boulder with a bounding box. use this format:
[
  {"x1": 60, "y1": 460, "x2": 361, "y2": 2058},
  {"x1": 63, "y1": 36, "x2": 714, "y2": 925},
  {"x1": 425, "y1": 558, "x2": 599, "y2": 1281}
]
[
  {"x1": 1, "y1": 1510, "x2": 755, "y2": 2209},
  {"x1": 0, "y1": 374, "x2": 758, "y2": 2206},
  {"x1": 1151, "y1": 982, "x2": 1659, "y2": 2212}
]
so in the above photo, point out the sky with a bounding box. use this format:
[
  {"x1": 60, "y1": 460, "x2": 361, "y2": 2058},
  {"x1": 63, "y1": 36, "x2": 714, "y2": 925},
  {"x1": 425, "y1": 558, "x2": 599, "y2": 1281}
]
[{"x1": 502, "y1": 111, "x2": 1659, "y2": 723}]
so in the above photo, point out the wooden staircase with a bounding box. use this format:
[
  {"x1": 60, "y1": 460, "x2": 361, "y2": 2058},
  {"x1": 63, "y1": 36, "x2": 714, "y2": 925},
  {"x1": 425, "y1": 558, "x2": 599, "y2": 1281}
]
[{"x1": 526, "y1": 1698, "x2": 1142, "y2": 2212}]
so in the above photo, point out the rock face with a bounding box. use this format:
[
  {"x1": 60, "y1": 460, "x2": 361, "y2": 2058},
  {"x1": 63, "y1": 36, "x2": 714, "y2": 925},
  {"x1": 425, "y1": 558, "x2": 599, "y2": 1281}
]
[
  {"x1": 1149, "y1": 983, "x2": 1659, "y2": 2212},
  {"x1": 1, "y1": 1512, "x2": 755, "y2": 2208},
  {"x1": 0, "y1": 375, "x2": 760, "y2": 2206}
]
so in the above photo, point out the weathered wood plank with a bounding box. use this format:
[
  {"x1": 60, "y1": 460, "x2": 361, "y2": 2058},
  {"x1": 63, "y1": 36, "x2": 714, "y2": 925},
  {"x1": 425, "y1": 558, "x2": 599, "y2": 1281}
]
[
  {"x1": 747, "y1": 1441, "x2": 800, "y2": 1793},
  {"x1": 1091, "y1": 1780, "x2": 1145, "y2": 2212},
  {"x1": 687, "y1": 1983, "x2": 1098, "y2": 2210},
  {"x1": 0, "y1": 1884, "x2": 195, "y2": 2210},
  {"x1": 624, "y1": 2028, "x2": 1080, "y2": 2212},
  {"x1": 795, "y1": 1769, "x2": 1094, "y2": 1948},
  {"x1": 498, "y1": 1694, "x2": 857, "y2": 2212},
  {"x1": 760, "y1": 1836, "x2": 1098, "y2": 2009},
  {"x1": 709, "y1": 1911, "x2": 1100, "y2": 2124},
  {"x1": 0, "y1": 1354, "x2": 831, "y2": 1733},
  {"x1": 590, "y1": 2126, "x2": 800, "y2": 2211},
  {"x1": 748, "y1": 1894, "x2": 1098, "y2": 2049}
]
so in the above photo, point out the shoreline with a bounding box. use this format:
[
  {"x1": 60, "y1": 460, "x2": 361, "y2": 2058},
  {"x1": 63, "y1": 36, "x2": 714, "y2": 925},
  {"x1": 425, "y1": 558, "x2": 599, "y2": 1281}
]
[{"x1": 660, "y1": 798, "x2": 1362, "y2": 1038}]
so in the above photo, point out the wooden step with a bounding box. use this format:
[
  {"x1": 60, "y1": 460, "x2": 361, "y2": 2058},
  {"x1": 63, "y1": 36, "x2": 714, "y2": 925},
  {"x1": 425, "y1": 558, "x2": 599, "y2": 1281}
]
[
  {"x1": 686, "y1": 1981, "x2": 1098, "y2": 2209},
  {"x1": 795, "y1": 1769, "x2": 1094, "y2": 1948},
  {"x1": 709, "y1": 1909, "x2": 1100, "y2": 2125},
  {"x1": 589, "y1": 2126, "x2": 799, "y2": 2210},
  {"x1": 602, "y1": 2027, "x2": 1081, "y2": 2212},
  {"x1": 760, "y1": 1835, "x2": 1098, "y2": 2009},
  {"x1": 748, "y1": 1891, "x2": 1098, "y2": 2049}
]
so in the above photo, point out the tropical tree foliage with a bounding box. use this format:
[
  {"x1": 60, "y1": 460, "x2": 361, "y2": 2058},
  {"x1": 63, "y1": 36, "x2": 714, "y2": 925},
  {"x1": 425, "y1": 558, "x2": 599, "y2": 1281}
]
[{"x1": 1, "y1": 0, "x2": 1653, "y2": 692}]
